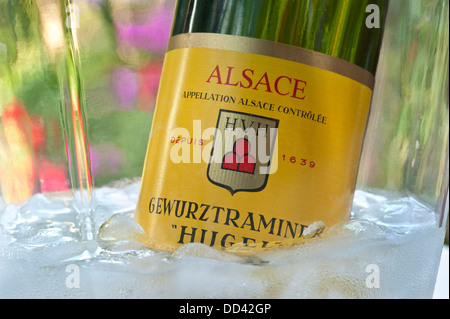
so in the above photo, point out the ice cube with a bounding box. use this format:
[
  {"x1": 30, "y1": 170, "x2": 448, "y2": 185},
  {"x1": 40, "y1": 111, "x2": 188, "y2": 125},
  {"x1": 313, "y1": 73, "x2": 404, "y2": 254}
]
[
  {"x1": 94, "y1": 180, "x2": 139, "y2": 214},
  {"x1": 0, "y1": 224, "x2": 15, "y2": 246},
  {"x1": 93, "y1": 204, "x2": 116, "y2": 229},
  {"x1": 20, "y1": 193, "x2": 72, "y2": 217},
  {"x1": 303, "y1": 221, "x2": 327, "y2": 239},
  {"x1": 0, "y1": 195, "x2": 5, "y2": 211},
  {"x1": 379, "y1": 197, "x2": 437, "y2": 228},
  {"x1": 123, "y1": 181, "x2": 141, "y2": 203},
  {"x1": 172, "y1": 242, "x2": 246, "y2": 263},
  {"x1": 326, "y1": 219, "x2": 393, "y2": 239},
  {"x1": 0, "y1": 204, "x2": 19, "y2": 229},
  {"x1": 98, "y1": 213, "x2": 149, "y2": 244}
]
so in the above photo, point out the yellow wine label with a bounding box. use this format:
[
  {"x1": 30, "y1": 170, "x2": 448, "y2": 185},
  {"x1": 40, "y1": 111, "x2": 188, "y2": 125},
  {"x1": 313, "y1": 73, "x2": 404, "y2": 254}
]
[{"x1": 135, "y1": 33, "x2": 374, "y2": 251}]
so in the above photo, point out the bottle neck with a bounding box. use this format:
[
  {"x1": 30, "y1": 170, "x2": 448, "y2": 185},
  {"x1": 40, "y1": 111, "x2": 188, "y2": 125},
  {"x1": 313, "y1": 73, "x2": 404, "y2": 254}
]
[{"x1": 170, "y1": 0, "x2": 388, "y2": 74}]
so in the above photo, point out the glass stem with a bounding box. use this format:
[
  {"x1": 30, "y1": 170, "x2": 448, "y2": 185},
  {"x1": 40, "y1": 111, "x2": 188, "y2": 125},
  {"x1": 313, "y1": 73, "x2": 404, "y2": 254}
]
[{"x1": 58, "y1": 0, "x2": 96, "y2": 241}]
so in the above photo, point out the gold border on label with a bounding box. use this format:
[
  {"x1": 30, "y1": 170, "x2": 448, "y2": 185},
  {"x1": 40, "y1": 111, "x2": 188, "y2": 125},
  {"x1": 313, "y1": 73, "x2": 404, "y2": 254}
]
[{"x1": 168, "y1": 33, "x2": 375, "y2": 90}]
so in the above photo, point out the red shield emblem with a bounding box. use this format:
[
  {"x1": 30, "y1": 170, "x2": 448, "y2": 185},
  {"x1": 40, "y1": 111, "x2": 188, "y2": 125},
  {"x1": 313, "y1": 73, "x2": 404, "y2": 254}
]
[{"x1": 207, "y1": 110, "x2": 279, "y2": 195}]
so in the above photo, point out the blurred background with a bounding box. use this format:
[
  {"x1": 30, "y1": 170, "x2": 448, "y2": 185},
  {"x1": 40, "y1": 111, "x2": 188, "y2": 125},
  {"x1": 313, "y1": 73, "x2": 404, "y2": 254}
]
[{"x1": 0, "y1": 0, "x2": 176, "y2": 202}]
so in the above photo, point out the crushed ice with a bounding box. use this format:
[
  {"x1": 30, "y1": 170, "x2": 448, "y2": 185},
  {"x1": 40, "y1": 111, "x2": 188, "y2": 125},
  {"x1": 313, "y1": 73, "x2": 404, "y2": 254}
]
[{"x1": 0, "y1": 180, "x2": 444, "y2": 298}]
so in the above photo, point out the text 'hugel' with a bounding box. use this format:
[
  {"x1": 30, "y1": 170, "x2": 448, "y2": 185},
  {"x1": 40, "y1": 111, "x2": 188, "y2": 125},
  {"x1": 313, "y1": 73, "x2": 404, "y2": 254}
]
[{"x1": 148, "y1": 197, "x2": 309, "y2": 248}]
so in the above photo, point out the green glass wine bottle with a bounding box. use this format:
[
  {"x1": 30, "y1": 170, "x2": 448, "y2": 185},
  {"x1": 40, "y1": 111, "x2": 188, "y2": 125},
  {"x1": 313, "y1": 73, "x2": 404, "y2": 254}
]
[{"x1": 135, "y1": 0, "x2": 389, "y2": 252}]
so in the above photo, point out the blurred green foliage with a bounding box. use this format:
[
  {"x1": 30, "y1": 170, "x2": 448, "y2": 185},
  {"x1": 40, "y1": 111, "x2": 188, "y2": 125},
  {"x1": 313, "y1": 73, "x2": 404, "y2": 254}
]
[{"x1": 1, "y1": 0, "x2": 174, "y2": 190}]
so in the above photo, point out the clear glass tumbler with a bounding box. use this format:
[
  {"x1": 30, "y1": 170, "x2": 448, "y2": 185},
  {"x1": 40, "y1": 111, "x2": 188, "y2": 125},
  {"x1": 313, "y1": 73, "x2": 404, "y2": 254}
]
[{"x1": 356, "y1": 0, "x2": 449, "y2": 297}]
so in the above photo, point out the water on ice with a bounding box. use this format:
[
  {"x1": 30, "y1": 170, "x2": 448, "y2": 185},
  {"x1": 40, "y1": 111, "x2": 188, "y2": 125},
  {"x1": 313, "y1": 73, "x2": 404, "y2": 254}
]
[{"x1": 0, "y1": 180, "x2": 446, "y2": 298}]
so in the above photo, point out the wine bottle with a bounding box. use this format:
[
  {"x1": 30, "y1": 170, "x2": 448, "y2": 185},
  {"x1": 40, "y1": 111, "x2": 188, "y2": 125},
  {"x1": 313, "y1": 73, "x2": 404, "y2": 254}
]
[{"x1": 134, "y1": 0, "x2": 388, "y2": 252}]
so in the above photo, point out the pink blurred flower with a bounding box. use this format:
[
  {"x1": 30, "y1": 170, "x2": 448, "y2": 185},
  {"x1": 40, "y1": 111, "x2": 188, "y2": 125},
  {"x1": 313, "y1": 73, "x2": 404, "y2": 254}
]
[
  {"x1": 137, "y1": 63, "x2": 163, "y2": 113},
  {"x1": 90, "y1": 144, "x2": 124, "y2": 178},
  {"x1": 111, "y1": 67, "x2": 138, "y2": 109},
  {"x1": 116, "y1": 7, "x2": 173, "y2": 52},
  {"x1": 38, "y1": 160, "x2": 70, "y2": 192}
]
